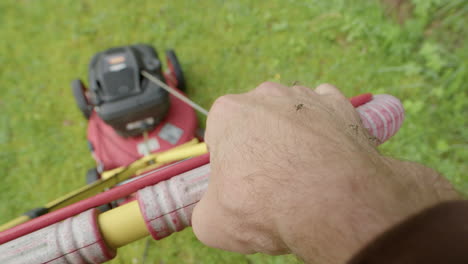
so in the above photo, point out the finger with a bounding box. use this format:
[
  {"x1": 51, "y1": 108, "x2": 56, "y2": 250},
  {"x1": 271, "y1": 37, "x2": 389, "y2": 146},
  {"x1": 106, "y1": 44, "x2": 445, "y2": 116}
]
[
  {"x1": 314, "y1": 83, "x2": 347, "y2": 100},
  {"x1": 290, "y1": 85, "x2": 316, "y2": 96},
  {"x1": 205, "y1": 94, "x2": 236, "y2": 147},
  {"x1": 315, "y1": 83, "x2": 359, "y2": 119},
  {"x1": 249, "y1": 81, "x2": 289, "y2": 96}
]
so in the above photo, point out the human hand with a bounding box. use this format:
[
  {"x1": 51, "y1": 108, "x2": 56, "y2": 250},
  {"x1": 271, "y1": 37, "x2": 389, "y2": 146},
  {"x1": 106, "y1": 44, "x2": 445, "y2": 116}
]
[{"x1": 192, "y1": 82, "x2": 459, "y2": 263}]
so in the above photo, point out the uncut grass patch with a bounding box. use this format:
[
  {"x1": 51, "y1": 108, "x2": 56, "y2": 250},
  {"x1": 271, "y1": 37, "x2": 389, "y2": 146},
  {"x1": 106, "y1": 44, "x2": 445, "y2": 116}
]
[{"x1": 0, "y1": 0, "x2": 466, "y2": 263}]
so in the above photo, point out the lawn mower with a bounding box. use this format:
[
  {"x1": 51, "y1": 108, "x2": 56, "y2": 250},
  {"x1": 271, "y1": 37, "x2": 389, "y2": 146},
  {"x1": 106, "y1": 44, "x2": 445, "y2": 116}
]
[
  {"x1": 0, "y1": 44, "x2": 406, "y2": 264},
  {"x1": 73, "y1": 44, "x2": 205, "y2": 211},
  {"x1": 72, "y1": 44, "x2": 198, "y2": 173},
  {"x1": 0, "y1": 44, "x2": 205, "y2": 229}
]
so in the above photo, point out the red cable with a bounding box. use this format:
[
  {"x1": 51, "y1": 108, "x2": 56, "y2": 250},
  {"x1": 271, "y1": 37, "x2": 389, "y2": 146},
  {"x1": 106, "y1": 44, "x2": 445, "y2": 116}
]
[
  {"x1": 0, "y1": 154, "x2": 210, "y2": 245},
  {"x1": 350, "y1": 93, "x2": 373, "y2": 107}
]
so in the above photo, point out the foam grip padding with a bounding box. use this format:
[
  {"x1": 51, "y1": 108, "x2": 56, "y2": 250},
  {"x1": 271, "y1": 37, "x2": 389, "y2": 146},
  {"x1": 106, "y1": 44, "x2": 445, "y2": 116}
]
[
  {"x1": 356, "y1": 94, "x2": 405, "y2": 144},
  {"x1": 0, "y1": 209, "x2": 115, "y2": 264},
  {"x1": 137, "y1": 164, "x2": 210, "y2": 240}
]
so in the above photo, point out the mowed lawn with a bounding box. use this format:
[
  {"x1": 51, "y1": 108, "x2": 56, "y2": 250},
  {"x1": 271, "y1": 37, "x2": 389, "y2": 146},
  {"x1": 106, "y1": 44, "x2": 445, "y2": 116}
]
[{"x1": 0, "y1": 0, "x2": 466, "y2": 263}]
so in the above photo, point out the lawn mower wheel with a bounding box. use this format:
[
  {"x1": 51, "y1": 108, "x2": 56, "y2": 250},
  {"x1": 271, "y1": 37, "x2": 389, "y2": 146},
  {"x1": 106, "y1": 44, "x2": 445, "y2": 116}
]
[
  {"x1": 166, "y1": 50, "x2": 186, "y2": 91},
  {"x1": 71, "y1": 79, "x2": 92, "y2": 119}
]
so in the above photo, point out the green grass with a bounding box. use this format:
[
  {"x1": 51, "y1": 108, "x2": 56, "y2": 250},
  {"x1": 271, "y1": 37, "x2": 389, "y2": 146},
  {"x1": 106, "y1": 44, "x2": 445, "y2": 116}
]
[{"x1": 0, "y1": 0, "x2": 466, "y2": 263}]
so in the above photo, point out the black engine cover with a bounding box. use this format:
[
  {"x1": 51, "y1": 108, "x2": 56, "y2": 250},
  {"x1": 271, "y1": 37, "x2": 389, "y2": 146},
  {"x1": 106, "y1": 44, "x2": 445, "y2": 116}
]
[{"x1": 88, "y1": 44, "x2": 169, "y2": 137}]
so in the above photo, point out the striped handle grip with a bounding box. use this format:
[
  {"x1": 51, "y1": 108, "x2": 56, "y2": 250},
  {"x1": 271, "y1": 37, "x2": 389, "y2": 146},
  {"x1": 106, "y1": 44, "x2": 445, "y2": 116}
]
[{"x1": 356, "y1": 94, "x2": 405, "y2": 144}]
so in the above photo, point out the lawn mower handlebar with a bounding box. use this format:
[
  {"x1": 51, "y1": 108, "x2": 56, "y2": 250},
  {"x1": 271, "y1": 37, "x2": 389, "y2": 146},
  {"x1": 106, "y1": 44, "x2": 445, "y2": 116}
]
[{"x1": 0, "y1": 93, "x2": 404, "y2": 264}]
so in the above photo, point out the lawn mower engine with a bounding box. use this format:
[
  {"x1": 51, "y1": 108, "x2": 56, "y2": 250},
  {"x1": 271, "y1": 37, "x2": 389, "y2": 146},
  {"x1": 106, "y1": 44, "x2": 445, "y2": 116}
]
[{"x1": 72, "y1": 44, "x2": 197, "y2": 175}]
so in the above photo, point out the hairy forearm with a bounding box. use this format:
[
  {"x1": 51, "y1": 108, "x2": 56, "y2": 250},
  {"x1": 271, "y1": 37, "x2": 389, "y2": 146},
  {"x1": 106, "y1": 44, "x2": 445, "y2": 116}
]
[
  {"x1": 281, "y1": 158, "x2": 460, "y2": 264},
  {"x1": 348, "y1": 200, "x2": 468, "y2": 264},
  {"x1": 383, "y1": 158, "x2": 461, "y2": 203}
]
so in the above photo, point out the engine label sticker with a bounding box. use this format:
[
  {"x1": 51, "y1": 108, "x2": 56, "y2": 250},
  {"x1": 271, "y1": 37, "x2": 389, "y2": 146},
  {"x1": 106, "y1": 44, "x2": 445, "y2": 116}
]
[
  {"x1": 137, "y1": 138, "x2": 160, "y2": 156},
  {"x1": 107, "y1": 55, "x2": 127, "y2": 72},
  {"x1": 158, "y1": 123, "x2": 184, "y2": 145}
]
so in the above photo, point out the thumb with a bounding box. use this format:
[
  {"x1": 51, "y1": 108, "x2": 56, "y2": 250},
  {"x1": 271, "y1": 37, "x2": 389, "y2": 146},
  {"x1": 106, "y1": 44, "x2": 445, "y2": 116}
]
[
  {"x1": 191, "y1": 195, "x2": 217, "y2": 245},
  {"x1": 192, "y1": 187, "x2": 256, "y2": 254},
  {"x1": 191, "y1": 189, "x2": 231, "y2": 250}
]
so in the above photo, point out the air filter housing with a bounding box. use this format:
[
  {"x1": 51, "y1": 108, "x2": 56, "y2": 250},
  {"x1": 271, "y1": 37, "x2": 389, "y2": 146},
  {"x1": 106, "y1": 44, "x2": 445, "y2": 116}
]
[{"x1": 88, "y1": 44, "x2": 169, "y2": 137}]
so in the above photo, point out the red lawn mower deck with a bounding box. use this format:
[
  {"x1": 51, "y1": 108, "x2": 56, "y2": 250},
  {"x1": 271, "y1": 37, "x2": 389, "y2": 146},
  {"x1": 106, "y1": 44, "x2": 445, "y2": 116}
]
[{"x1": 87, "y1": 92, "x2": 197, "y2": 171}]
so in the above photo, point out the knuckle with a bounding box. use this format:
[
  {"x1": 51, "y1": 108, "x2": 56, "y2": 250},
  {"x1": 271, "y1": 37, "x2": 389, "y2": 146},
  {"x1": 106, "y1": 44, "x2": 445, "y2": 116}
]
[
  {"x1": 294, "y1": 85, "x2": 314, "y2": 95},
  {"x1": 317, "y1": 83, "x2": 337, "y2": 90},
  {"x1": 258, "y1": 81, "x2": 276, "y2": 89},
  {"x1": 207, "y1": 95, "x2": 238, "y2": 123},
  {"x1": 206, "y1": 94, "x2": 244, "y2": 148},
  {"x1": 210, "y1": 94, "x2": 234, "y2": 113},
  {"x1": 315, "y1": 83, "x2": 343, "y2": 98},
  {"x1": 255, "y1": 81, "x2": 281, "y2": 94}
]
